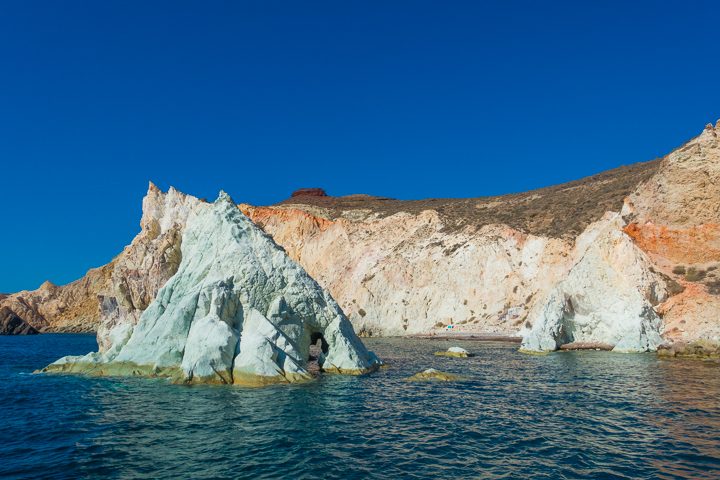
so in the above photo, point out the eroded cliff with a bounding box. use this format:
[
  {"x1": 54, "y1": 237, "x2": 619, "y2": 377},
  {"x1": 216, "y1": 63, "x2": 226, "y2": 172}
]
[{"x1": 5, "y1": 122, "x2": 719, "y2": 352}]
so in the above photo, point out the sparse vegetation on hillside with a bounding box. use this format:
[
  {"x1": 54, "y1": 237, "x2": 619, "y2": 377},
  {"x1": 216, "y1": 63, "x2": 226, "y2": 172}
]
[
  {"x1": 276, "y1": 159, "x2": 661, "y2": 238},
  {"x1": 685, "y1": 268, "x2": 707, "y2": 282},
  {"x1": 672, "y1": 265, "x2": 686, "y2": 275}
]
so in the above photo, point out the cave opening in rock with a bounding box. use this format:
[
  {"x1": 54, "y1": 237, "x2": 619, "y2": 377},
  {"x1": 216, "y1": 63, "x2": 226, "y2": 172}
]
[
  {"x1": 310, "y1": 331, "x2": 329, "y2": 355},
  {"x1": 556, "y1": 297, "x2": 576, "y2": 348},
  {"x1": 306, "y1": 332, "x2": 329, "y2": 374}
]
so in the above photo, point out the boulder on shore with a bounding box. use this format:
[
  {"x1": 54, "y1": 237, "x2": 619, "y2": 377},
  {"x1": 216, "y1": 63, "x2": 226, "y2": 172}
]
[{"x1": 558, "y1": 342, "x2": 614, "y2": 351}]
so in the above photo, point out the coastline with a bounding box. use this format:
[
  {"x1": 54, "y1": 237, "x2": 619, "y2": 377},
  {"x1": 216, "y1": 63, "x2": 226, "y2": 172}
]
[{"x1": 408, "y1": 332, "x2": 523, "y2": 343}]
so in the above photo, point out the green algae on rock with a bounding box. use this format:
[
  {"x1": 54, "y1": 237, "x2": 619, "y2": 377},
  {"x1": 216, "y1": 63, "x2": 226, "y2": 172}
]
[{"x1": 406, "y1": 368, "x2": 464, "y2": 382}]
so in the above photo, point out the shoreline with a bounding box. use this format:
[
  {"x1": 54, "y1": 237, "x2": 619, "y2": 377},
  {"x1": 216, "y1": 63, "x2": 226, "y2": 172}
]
[{"x1": 407, "y1": 332, "x2": 522, "y2": 343}]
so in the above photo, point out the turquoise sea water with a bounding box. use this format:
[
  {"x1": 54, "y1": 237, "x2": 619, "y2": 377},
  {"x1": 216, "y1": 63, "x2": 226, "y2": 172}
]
[{"x1": 2, "y1": 334, "x2": 720, "y2": 479}]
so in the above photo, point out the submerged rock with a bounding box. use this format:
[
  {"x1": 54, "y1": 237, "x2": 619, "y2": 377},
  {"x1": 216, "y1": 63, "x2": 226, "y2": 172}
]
[
  {"x1": 406, "y1": 368, "x2": 463, "y2": 382},
  {"x1": 657, "y1": 341, "x2": 720, "y2": 359},
  {"x1": 558, "y1": 342, "x2": 614, "y2": 351},
  {"x1": 434, "y1": 346, "x2": 473, "y2": 358},
  {"x1": 42, "y1": 192, "x2": 380, "y2": 386},
  {"x1": 520, "y1": 213, "x2": 666, "y2": 353}
]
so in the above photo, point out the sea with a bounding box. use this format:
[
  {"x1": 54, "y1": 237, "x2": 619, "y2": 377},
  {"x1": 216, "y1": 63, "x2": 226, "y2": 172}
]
[{"x1": 2, "y1": 334, "x2": 719, "y2": 479}]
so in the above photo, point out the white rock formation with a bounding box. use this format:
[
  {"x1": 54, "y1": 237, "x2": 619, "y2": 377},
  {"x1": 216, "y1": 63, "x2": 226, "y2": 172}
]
[
  {"x1": 45, "y1": 192, "x2": 379, "y2": 385},
  {"x1": 520, "y1": 213, "x2": 666, "y2": 352},
  {"x1": 97, "y1": 183, "x2": 204, "y2": 351}
]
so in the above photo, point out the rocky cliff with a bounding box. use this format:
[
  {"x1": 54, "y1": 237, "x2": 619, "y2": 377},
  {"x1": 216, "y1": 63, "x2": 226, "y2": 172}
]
[
  {"x1": 240, "y1": 123, "x2": 718, "y2": 351},
  {"x1": 5, "y1": 122, "x2": 719, "y2": 352}
]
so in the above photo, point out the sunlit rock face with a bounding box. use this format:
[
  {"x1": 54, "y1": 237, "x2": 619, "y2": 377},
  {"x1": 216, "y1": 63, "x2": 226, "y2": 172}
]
[
  {"x1": 44, "y1": 193, "x2": 379, "y2": 385},
  {"x1": 520, "y1": 214, "x2": 666, "y2": 353},
  {"x1": 239, "y1": 206, "x2": 571, "y2": 338},
  {"x1": 521, "y1": 123, "x2": 720, "y2": 351},
  {"x1": 96, "y1": 183, "x2": 203, "y2": 352},
  {"x1": 623, "y1": 122, "x2": 720, "y2": 345},
  {"x1": 240, "y1": 123, "x2": 720, "y2": 352},
  {"x1": 0, "y1": 183, "x2": 199, "y2": 335}
]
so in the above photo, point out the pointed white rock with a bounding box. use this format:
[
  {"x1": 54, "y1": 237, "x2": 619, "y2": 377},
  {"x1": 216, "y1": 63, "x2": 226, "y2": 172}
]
[
  {"x1": 520, "y1": 213, "x2": 665, "y2": 353},
  {"x1": 45, "y1": 192, "x2": 379, "y2": 385}
]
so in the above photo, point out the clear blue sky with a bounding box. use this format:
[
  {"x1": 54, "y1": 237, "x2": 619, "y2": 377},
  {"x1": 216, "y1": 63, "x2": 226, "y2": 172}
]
[{"x1": 1, "y1": 1, "x2": 719, "y2": 293}]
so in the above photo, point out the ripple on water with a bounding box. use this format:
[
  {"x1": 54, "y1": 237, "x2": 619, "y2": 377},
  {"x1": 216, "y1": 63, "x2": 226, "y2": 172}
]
[{"x1": 1, "y1": 335, "x2": 720, "y2": 479}]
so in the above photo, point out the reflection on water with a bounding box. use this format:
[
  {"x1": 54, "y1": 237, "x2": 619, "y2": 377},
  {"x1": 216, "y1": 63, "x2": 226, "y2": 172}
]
[{"x1": 2, "y1": 334, "x2": 720, "y2": 479}]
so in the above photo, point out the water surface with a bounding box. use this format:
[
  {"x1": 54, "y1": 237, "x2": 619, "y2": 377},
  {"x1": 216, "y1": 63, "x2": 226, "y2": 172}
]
[{"x1": 2, "y1": 334, "x2": 719, "y2": 479}]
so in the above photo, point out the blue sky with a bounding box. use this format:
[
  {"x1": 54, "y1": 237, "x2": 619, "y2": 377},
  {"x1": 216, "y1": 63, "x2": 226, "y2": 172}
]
[{"x1": 1, "y1": 1, "x2": 719, "y2": 292}]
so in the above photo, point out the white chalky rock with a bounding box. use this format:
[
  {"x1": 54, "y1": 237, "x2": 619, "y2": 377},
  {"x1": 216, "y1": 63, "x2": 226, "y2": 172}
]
[
  {"x1": 448, "y1": 347, "x2": 469, "y2": 354},
  {"x1": 520, "y1": 213, "x2": 665, "y2": 353},
  {"x1": 45, "y1": 192, "x2": 380, "y2": 385}
]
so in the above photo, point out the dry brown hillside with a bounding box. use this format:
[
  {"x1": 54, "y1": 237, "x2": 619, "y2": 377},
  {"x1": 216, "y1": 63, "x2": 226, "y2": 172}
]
[{"x1": 277, "y1": 159, "x2": 661, "y2": 238}]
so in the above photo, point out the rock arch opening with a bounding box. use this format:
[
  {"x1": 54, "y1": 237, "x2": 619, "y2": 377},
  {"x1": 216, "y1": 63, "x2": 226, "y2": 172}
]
[{"x1": 306, "y1": 331, "x2": 330, "y2": 375}]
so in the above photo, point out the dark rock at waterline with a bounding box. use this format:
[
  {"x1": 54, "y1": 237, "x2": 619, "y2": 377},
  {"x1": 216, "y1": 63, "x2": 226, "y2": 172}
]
[
  {"x1": 559, "y1": 341, "x2": 614, "y2": 351},
  {"x1": 657, "y1": 341, "x2": 720, "y2": 359},
  {"x1": 0, "y1": 307, "x2": 39, "y2": 335}
]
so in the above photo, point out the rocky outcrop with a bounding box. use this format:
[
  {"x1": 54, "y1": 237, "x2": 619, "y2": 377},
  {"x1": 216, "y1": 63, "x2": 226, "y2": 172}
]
[
  {"x1": 621, "y1": 122, "x2": 720, "y2": 346},
  {"x1": 434, "y1": 347, "x2": 473, "y2": 358},
  {"x1": 291, "y1": 188, "x2": 328, "y2": 198},
  {"x1": 43, "y1": 193, "x2": 379, "y2": 385},
  {"x1": 0, "y1": 307, "x2": 38, "y2": 335},
  {"x1": 657, "y1": 340, "x2": 720, "y2": 359},
  {"x1": 0, "y1": 183, "x2": 199, "y2": 338},
  {"x1": 95, "y1": 184, "x2": 201, "y2": 351}
]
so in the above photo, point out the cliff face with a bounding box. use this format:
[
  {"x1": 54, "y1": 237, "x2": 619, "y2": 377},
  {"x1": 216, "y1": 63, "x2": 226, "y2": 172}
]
[
  {"x1": 4, "y1": 123, "x2": 719, "y2": 350},
  {"x1": 622, "y1": 122, "x2": 720, "y2": 344},
  {"x1": 239, "y1": 205, "x2": 570, "y2": 337},
  {"x1": 240, "y1": 123, "x2": 718, "y2": 350}
]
